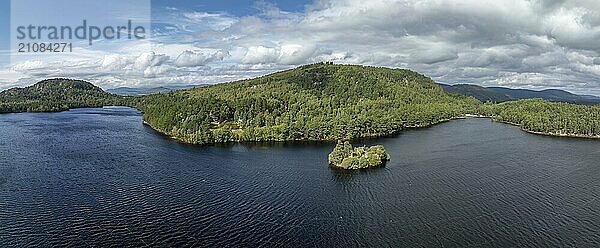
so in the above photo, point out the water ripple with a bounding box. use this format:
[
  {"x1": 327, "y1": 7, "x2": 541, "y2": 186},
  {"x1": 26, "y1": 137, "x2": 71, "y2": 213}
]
[{"x1": 1, "y1": 108, "x2": 600, "y2": 247}]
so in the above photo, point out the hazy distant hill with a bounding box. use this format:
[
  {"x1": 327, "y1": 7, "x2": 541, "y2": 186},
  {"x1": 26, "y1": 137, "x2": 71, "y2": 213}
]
[
  {"x1": 107, "y1": 85, "x2": 208, "y2": 96},
  {"x1": 439, "y1": 84, "x2": 512, "y2": 102},
  {"x1": 440, "y1": 83, "x2": 600, "y2": 104}
]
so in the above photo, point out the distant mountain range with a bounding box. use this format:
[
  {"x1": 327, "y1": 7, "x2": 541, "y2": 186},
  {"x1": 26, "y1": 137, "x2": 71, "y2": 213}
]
[
  {"x1": 107, "y1": 84, "x2": 208, "y2": 96},
  {"x1": 439, "y1": 83, "x2": 600, "y2": 105}
]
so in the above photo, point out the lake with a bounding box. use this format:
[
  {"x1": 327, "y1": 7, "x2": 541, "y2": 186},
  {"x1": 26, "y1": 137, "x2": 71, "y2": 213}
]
[{"x1": 1, "y1": 107, "x2": 599, "y2": 247}]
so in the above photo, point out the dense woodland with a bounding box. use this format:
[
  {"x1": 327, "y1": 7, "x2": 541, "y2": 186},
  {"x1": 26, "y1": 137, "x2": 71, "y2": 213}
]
[
  {"x1": 135, "y1": 63, "x2": 479, "y2": 144},
  {"x1": 477, "y1": 99, "x2": 600, "y2": 137},
  {"x1": 328, "y1": 141, "x2": 390, "y2": 169},
  {"x1": 1, "y1": 63, "x2": 600, "y2": 144},
  {"x1": 0, "y1": 79, "x2": 122, "y2": 113}
]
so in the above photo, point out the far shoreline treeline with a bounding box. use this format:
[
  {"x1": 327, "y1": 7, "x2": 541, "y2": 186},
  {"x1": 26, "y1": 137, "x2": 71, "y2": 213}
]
[{"x1": 1, "y1": 63, "x2": 600, "y2": 144}]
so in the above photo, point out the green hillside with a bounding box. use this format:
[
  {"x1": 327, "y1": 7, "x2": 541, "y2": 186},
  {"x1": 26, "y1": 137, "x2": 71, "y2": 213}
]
[
  {"x1": 478, "y1": 99, "x2": 600, "y2": 137},
  {"x1": 136, "y1": 63, "x2": 479, "y2": 144},
  {"x1": 0, "y1": 79, "x2": 121, "y2": 113}
]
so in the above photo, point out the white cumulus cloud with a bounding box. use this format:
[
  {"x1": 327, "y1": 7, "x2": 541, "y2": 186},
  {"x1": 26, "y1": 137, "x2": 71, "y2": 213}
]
[{"x1": 174, "y1": 50, "x2": 228, "y2": 67}]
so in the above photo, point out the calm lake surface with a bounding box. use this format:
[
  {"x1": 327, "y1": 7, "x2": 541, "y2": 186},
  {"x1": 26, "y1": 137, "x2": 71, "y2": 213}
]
[{"x1": 1, "y1": 107, "x2": 600, "y2": 247}]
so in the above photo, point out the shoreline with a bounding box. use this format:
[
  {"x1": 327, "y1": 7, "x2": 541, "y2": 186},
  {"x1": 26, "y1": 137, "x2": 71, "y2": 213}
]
[
  {"x1": 142, "y1": 114, "x2": 600, "y2": 144},
  {"x1": 523, "y1": 130, "x2": 600, "y2": 139},
  {"x1": 142, "y1": 120, "x2": 181, "y2": 141},
  {"x1": 142, "y1": 115, "x2": 465, "y2": 145},
  {"x1": 477, "y1": 117, "x2": 600, "y2": 140},
  {"x1": 5, "y1": 106, "x2": 600, "y2": 143}
]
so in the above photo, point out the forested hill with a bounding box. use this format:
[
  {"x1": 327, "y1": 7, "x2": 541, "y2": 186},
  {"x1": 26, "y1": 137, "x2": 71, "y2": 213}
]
[
  {"x1": 2, "y1": 64, "x2": 600, "y2": 143},
  {"x1": 0, "y1": 79, "x2": 121, "y2": 113},
  {"x1": 136, "y1": 63, "x2": 479, "y2": 144},
  {"x1": 477, "y1": 99, "x2": 600, "y2": 138}
]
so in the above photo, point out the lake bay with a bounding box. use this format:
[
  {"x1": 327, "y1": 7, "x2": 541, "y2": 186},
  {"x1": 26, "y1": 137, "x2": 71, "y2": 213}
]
[{"x1": 1, "y1": 107, "x2": 599, "y2": 247}]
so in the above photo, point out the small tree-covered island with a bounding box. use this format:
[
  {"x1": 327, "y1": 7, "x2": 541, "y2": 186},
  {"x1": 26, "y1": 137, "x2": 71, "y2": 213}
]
[{"x1": 328, "y1": 141, "x2": 391, "y2": 169}]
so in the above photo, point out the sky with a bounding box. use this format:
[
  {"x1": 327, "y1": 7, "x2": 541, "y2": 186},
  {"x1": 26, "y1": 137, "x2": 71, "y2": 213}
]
[
  {"x1": 1, "y1": 0, "x2": 600, "y2": 95},
  {"x1": 0, "y1": 0, "x2": 9, "y2": 67}
]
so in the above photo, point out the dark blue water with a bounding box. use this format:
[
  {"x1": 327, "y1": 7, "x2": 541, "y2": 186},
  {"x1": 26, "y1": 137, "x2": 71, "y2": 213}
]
[{"x1": 1, "y1": 107, "x2": 600, "y2": 247}]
